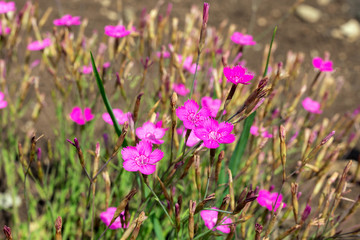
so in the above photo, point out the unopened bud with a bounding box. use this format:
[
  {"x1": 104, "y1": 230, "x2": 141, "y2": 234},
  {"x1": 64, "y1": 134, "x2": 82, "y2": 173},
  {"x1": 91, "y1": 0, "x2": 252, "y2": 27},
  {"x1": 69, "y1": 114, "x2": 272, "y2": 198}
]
[
  {"x1": 321, "y1": 131, "x2": 335, "y2": 145},
  {"x1": 301, "y1": 205, "x2": 311, "y2": 222},
  {"x1": 3, "y1": 225, "x2": 12, "y2": 240}
]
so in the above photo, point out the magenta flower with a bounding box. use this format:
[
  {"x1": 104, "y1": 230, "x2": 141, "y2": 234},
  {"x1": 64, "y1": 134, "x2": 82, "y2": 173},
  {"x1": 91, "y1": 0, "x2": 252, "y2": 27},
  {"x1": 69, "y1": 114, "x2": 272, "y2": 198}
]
[
  {"x1": 69, "y1": 106, "x2": 94, "y2": 125},
  {"x1": 231, "y1": 32, "x2": 256, "y2": 46},
  {"x1": 302, "y1": 97, "x2": 322, "y2": 114},
  {"x1": 194, "y1": 118, "x2": 236, "y2": 149},
  {"x1": 156, "y1": 51, "x2": 171, "y2": 59},
  {"x1": 121, "y1": 141, "x2": 164, "y2": 175},
  {"x1": 100, "y1": 207, "x2": 128, "y2": 229},
  {"x1": 257, "y1": 189, "x2": 286, "y2": 212},
  {"x1": 177, "y1": 55, "x2": 199, "y2": 74},
  {"x1": 176, "y1": 100, "x2": 210, "y2": 130},
  {"x1": 27, "y1": 38, "x2": 52, "y2": 51},
  {"x1": 104, "y1": 25, "x2": 134, "y2": 38},
  {"x1": 177, "y1": 128, "x2": 201, "y2": 147},
  {"x1": 136, "y1": 121, "x2": 167, "y2": 145},
  {"x1": 201, "y1": 96, "x2": 222, "y2": 118},
  {"x1": 102, "y1": 109, "x2": 130, "y2": 125},
  {"x1": 0, "y1": 1, "x2": 15, "y2": 14},
  {"x1": 223, "y1": 65, "x2": 254, "y2": 85},
  {"x1": 200, "y1": 207, "x2": 233, "y2": 233},
  {"x1": 103, "y1": 62, "x2": 111, "y2": 69},
  {"x1": 250, "y1": 125, "x2": 273, "y2": 138},
  {"x1": 173, "y1": 83, "x2": 190, "y2": 96},
  {"x1": 0, "y1": 91, "x2": 7, "y2": 109},
  {"x1": 312, "y1": 57, "x2": 333, "y2": 72},
  {"x1": 53, "y1": 14, "x2": 81, "y2": 26},
  {"x1": 80, "y1": 65, "x2": 92, "y2": 74}
]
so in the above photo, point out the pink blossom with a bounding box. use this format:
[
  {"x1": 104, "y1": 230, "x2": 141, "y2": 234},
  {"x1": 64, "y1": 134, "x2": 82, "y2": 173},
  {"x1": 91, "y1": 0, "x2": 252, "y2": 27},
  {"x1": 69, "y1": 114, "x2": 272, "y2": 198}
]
[
  {"x1": 69, "y1": 106, "x2": 94, "y2": 125},
  {"x1": 173, "y1": 83, "x2": 190, "y2": 96},
  {"x1": 177, "y1": 55, "x2": 199, "y2": 74},
  {"x1": 0, "y1": 1, "x2": 15, "y2": 14},
  {"x1": 81, "y1": 65, "x2": 92, "y2": 74},
  {"x1": 312, "y1": 57, "x2": 333, "y2": 72},
  {"x1": 104, "y1": 25, "x2": 134, "y2": 38},
  {"x1": 27, "y1": 38, "x2": 52, "y2": 51},
  {"x1": 103, "y1": 62, "x2": 111, "y2": 69},
  {"x1": 177, "y1": 128, "x2": 201, "y2": 147},
  {"x1": 250, "y1": 125, "x2": 273, "y2": 138},
  {"x1": 100, "y1": 207, "x2": 128, "y2": 230},
  {"x1": 53, "y1": 14, "x2": 81, "y2": 26},
  {"x1": 176, "y1": 99, "x2": 210, "y2": 130},
  {"x1": 0, "y1": 91, "x2": 7, "y2": 109},
  {"x1": 200, "y1": 207, "x2": 232, "y2": 233},
  {"x1": 201, "y1": 96, "x2": 222, "y2": 118},
  {"x1": 231, "y1": 32, "x2": 256, "y2": 46},
  {"x1": 223, "y1": 65, "x2": 254, "y2": 85},
  {"x1": 136, "y1": 121, "x2": 167, "y2": 145},
  {"x1": 194, "y1": 118, "x2": 236, "y2": 149},
  {"x1": 156, "y1": 51, "x2": 171, "y2": 58},
  {"x1": 257, "y1": 189, "x2": 286, "y2": 211},
  {"x1": 102, "y1": 109, "x2": 130, "y2": 125},
  {"x1": 121, "y1": 141, "x2": 164, "y2": 175},
  {"x1": 302, "y1": 97, "x2": 322, "y2": 114}
]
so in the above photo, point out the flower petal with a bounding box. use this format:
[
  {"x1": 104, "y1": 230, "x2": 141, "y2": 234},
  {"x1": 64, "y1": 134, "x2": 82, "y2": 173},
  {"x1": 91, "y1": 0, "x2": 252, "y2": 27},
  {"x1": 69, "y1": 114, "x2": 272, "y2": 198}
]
[
  {"x1": 123, "y1": 159, "x2": 139, "y2": 172},
  {"x1": 121, "y1": 146, "x2": 139, "y2": 161},
  {"x1": 148, "y1": 149, "x2": 164, "y2": 164},
  {"x1": 139, "y1": 164, "x2": 156, "y2": 175}
]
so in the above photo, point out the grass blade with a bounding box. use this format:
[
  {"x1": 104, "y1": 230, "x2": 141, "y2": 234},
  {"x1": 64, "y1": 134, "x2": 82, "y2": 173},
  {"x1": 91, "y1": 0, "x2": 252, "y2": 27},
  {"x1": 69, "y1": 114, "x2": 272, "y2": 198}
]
[{"x1": 90, "y1": 51, "x2": 128, "y2": 146}]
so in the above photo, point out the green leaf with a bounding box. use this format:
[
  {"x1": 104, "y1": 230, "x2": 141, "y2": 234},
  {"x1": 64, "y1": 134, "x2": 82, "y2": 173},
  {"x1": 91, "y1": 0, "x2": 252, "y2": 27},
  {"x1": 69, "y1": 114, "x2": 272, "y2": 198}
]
[
  {"x1": 90, "y1": 51, "x2": 128, "y2": 146},
  {"x1": 153, "y1": 217, "x2": 165, "y2": 240}
]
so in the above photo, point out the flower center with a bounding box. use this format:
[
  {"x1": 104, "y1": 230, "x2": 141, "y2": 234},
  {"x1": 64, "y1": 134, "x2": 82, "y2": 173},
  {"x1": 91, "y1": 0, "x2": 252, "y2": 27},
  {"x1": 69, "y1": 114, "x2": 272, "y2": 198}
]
[
  {"x1": 209, "y1": 131, "x2": 220, "y2": 140},
  {"x1": 145, "y1": 132, "x2": 156, "y2": 139},
  {"x1": 135, "y1": 155, "x2": 149, "y2": 166}
]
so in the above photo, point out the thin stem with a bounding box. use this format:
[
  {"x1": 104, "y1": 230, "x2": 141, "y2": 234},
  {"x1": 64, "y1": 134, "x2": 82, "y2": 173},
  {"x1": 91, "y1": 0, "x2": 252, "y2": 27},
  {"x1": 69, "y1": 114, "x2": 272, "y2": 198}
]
[
  {"x1": 144, "y1": 180, "x2": 175, "y2": 227},
  {"x1": 189, "y1": 49, "x2": 201, "y2": 99}
]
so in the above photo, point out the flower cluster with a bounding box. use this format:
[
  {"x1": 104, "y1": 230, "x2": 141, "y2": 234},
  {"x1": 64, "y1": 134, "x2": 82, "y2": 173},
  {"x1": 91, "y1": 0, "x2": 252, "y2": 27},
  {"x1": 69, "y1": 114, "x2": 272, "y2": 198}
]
[
  {"x1": 302, "y1": 97, "x2": 322, "y2": 114},
  {"x1": 0, "y1": 1, "x2": 15, "y2": 14},
  {"x1": 200, "y1": 208, "x2": 233, "y2": 233},
  {"x1": 100, "y1": 207, "x2": 128, "y2": 229},
  {"x1": 0, "y1": 91, "x2": 7, "y2": 109},
  {"x1": 312, "y1": 57, "x2": 333, "y2": 72}
]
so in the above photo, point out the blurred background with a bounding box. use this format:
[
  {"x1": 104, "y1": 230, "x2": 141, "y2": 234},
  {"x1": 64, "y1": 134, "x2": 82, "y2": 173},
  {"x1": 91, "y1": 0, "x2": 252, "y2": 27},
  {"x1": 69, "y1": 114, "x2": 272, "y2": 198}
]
[{"x1": 13, "y1": 0, "x2": 360, "y2": 115}]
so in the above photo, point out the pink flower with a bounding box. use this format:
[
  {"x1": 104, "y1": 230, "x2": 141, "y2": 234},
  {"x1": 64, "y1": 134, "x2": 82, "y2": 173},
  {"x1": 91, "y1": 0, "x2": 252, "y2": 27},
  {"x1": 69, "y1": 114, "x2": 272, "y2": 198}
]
[
  {"x1": 302, "y1": 97, "x2": 322, "y2": 114},
  {"x1": 0, "y1": 91, "x2": 7, "y2": 108},
  {"x1": 312, "y1": 57, "x2": 333, "y2": 72},
  {"x1": 103, "y1": 62, "x2": 111, "y2": 69},
  {"x1": 102, "y1": 109, "x2": 130, "y2": 125},
  {"x1": 194, "y1": 118, "x2": 236, "y2": 149},
  {"x1": 0, "y1": 1, "x2": 15, "y2": 14},
  {"x1": 53, "y1": 14, "x2": 81, "y2": 26},
  {"x1": 104, "y1": 25, "x2": 134, "y2": 38},
  {"x1": 136, "y1": 121, "x2": 167, "y2": 145},
  {"x1": 173, "y1": 83, "x2": 189, "y2": 96},
  {"x1": 223, "y1": 65, "x2": 254, "y2": 85},
  {"x1": 176, "y1": 100, "x2": 210, "y2": 130},
  {"x1": 201, "y1": 96, "x2": 222, "y2": 118},
  {"x1": 27, "y1": 38, "x2": 52, "y2": 51},
  {"x1": 177, "y1": 128, "x2": 201, "y2": 147},
  {"x1": 100, "y1": 207, "x2": 127, "y2": 229},
  {"x1": 177, "y1": 55, "x2": 199, "y2": 74},
  {"x1": 231, "y1": 32, "x2": 256, "y2": 46},
  {"x1": 200, "y1": 207, "x2": 232, "y2": 233},
  {"x1": 250, "y1": 125, "x2": 273, "y2": 138},
  {"x1": 121, "y1": 141, "x2": 164, "y2": 175},
  {"x1": 81, "y1": 65, "x2": 92, "y2": 74},
  {"x1": 69, "y1": 106, "x2": 94, "y2": 125},
  {"x1": 257, "y1": 189, "x2": 286, "y2": 211},
  {"x1": 156, "y1": 51, "x2": 171, "y2": 58}
]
